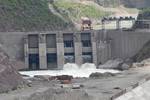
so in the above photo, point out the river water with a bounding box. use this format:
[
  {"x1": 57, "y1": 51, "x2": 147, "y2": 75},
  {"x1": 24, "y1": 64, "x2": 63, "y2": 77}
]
[{"x1": 20, "y1": 63, "x2": 119, "y2": 78}]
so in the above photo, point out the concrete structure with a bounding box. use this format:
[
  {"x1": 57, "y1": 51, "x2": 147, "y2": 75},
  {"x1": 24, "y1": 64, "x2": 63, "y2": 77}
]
[
  {"x1": 0, "y1": 20, "x2": 149, "y2": 70},
  {"x1": 25, "y1": 31, "x2": 96, "y2": 70},
  {"x1": 22, "y1": 28, "x2": 150, "y2": 70},
  {"x1": 101, "y1": 16, "x2": 136, "y2": 30}
]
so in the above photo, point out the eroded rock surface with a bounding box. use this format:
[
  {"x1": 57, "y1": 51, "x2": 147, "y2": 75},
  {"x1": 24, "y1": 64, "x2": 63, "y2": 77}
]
[{"x1": 0, "y1": 49, "x2": 25, "y2": 93}]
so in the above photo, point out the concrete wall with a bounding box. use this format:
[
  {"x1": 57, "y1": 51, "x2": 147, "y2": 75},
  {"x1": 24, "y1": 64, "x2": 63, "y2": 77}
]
[
  {"x1": 0, "y1": 32, "x2": 25, "y2": 60},
  {"x1": 106, "y1": 30, "x2": 150, "y2": 60},
  {"x1": 0, "y1": 30, "x2": 150, "y2": 70}
]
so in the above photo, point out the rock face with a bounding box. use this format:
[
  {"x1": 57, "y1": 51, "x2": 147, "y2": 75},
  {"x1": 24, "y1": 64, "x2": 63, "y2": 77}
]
[
  {"x1": 0, "y1": 49, "x2": 25, "y2": 93},
  {"x1": 119, "y1": 63, "x2": 130, "y2": 70}
]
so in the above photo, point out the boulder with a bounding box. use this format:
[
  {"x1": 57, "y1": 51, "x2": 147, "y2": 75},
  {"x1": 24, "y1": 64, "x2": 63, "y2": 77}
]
[
  {"x1": 89, "y1": 72, "x2": 115, "y2": 78},
  {"x1": 124, "y1": 58, "x2": 133, "y2": 67},
  {"x1": 119, "y1": 63, "x2": 130, "y2": 70},
  {"x1": 98, "y1": 58, "x2": 124, "y2": 69},
  {"x1": 98, "y1": 58, "x2": 132, "y2": 70}
]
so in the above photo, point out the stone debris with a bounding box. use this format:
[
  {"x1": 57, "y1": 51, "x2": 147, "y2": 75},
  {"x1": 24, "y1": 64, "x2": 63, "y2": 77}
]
[
  {"x1": 34, "y1": 75, "x2": 56, "y2": 81},
  {"x1": 118, "y1": 63, "x2": 130, "y2": 70},
  {"x1": 33, "y1": 75, "x2": 73, "y2": 84},
  {"x1": 132, "y1": 63, "x2": 144, "y2": 68}
]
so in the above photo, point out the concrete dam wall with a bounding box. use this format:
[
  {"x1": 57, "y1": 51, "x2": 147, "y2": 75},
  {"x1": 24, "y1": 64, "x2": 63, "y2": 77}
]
[
  {"x1": 0, "y1": 32, "x2": 25, "y2": 60},
  {"x1": 107, "y1": 30, "x2": 150, "y2": 59},
  {"x1": 0, "y1": 30, "x2": 149, "y2": 70}
]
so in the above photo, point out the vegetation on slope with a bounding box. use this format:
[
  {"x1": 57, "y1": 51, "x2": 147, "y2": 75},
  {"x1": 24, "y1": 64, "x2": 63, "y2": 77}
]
[
  {"x1": 94, "y1": 0, "x2": 120, "y2": 7},
  {"x1": 53, "y1": 0, "x2": 111, "y2": 22},
  {"x1": 0, "y1": 0, "x2": 73, "y2": 32},
  {"x1": 133, "y1": 8, "x2": 150, "y2": 29},
  {"x1": 138, "y1": 8, "x2": 150, "y2": 19},
  {"x1": 0, "y1": 0, "x2": 143, "y2": 31}
]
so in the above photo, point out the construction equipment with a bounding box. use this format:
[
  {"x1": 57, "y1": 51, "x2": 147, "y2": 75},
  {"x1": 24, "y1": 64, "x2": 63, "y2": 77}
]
[{"x1": 81, "y1": 17, "x2": 92, "y2": 31}]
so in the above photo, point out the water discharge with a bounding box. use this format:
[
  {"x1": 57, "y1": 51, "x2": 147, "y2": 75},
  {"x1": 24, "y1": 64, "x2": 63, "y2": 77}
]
[{"x1": 20, "y1": 63, "x2": 119, "y2": 78}]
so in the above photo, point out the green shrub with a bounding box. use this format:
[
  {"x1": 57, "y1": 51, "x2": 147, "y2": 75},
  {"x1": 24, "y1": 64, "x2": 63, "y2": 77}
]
[{"x1": 0, "y1": 0, "x2": 73, "y2": 31}]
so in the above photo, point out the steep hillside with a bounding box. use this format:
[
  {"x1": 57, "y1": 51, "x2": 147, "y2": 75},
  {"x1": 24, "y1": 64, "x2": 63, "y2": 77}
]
[
  {"x1": 120, "y1": 0, "x2": 150, "y2": 8},
  {"x1": 94, "y1": 0, "x2": 120, "y2": 7},
  {"x1": 138, "y1": 8, "x2": 150, "y2": 19},
  {"x1": 94, "y1": 0, "x2": 150, "y2": 8},
  {"x1": 133, "y1": 8, "x2": 150, "y2": 29},
  {"x1": 53, "y1": 0, "x2": 111, "y2": 21},
  {"x1": 0, "y1": 0, "x2": 147, "y2": 31},
  {"x1": 0, "y1": 0, "x2": 74, "y2": 32}
]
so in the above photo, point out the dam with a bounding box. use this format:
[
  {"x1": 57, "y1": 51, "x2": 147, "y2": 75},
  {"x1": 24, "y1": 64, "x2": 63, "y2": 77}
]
[
  {"x1": 0, "y1": 18, "x2": 149, "y2": 70},
  {"x1": 23, "y1": 29, "x2": 150, "y2": 70}
]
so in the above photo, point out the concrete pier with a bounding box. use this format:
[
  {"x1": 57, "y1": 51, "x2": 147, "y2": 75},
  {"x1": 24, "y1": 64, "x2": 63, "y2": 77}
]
[
  {"x1": 56, "y1": 33, "x2": 64, "y2": 69},
  {"x1": 74, "y1": 33, "x2": 82, "y2": 65},
  {"x1": 116, "y1": 20, "x2": 121, "y2": 29},
  {"x1": 91, "y1": 32, "x2": 98, "y2": 65},
  {"x1": 24, "y1": 36, "x2": 29, "y2": 69},
  {"x1": 39, "y1": 33, "x2": 47, "y2": 69}
]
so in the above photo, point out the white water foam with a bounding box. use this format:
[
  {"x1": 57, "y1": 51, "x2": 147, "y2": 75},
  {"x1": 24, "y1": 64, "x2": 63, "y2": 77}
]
[{"x1": 20, "y1": 63, "x2": 119, "y2": 78}]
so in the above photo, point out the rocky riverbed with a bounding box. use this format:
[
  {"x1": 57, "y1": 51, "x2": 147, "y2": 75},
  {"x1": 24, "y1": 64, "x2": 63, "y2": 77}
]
[{"x1": 0, "y1": 66, "x2": 150, "y2": 100}]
